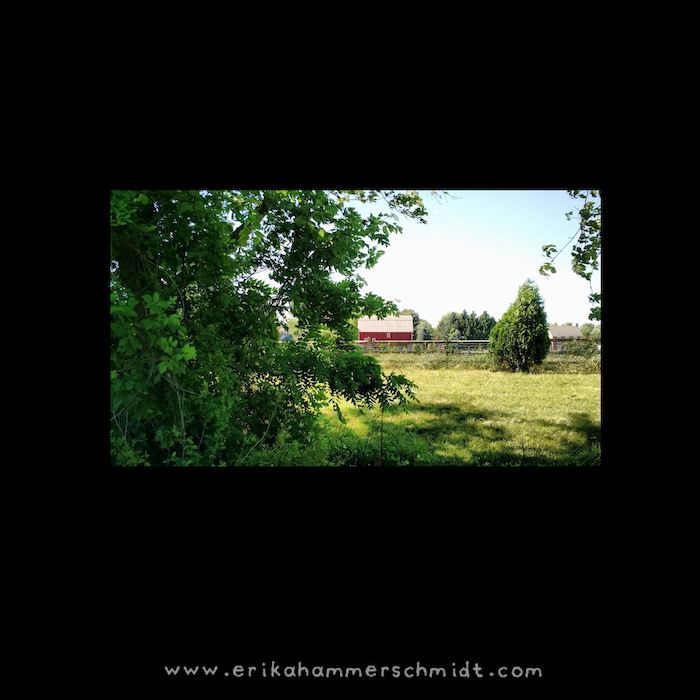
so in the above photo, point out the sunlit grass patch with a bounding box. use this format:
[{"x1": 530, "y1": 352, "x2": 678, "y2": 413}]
[{"x1": 321, "y1": 364, "x2": 601, "y2": 466}]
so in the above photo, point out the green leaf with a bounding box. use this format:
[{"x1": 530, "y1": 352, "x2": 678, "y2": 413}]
[
  {"x1": 157, "y1": 360, "x2": 168, "y2": 374},
  {"x1": 237, "y1": 225, "x2": 249, "y2": 246},
  {"x1": 136, "y1": 193, "x2": 149, "y2": 205}
]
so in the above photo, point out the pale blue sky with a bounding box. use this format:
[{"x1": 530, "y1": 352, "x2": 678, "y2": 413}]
[{"x1": 342, "y1": 189, "x2": 601, "y2": 328}]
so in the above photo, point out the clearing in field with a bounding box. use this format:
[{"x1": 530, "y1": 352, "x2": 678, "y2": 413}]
[{"x1": 322, "y1": 363, "x2": 601, "y2": 466}]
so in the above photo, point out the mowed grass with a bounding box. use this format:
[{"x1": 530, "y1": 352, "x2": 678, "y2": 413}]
[{"x1": 321, "y1": 361, "x2": 601, "y2": 466}]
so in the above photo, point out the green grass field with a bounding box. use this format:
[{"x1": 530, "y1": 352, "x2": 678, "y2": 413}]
[{"x1": 320, "y1": 356, "x2": 601, "y2": 466}]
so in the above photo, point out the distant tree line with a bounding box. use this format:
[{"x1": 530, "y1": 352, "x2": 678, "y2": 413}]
[
  {"x1": 406, "y1": 309, "x2": 496, "y2": 341},
  {"x1": 283, "y1": 310, "x2": 601, "y2": 344},
  {"x1": 282, "y1": 308, "x2": 496, "y2": 342}
]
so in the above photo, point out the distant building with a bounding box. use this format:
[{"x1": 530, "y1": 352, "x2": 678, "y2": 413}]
[
  {"x1": 548, "y1": 324, "x2": 583, "y2": 352},
  {"x1": 358, "y1": 315, "x2": 413, "y2": 342}
]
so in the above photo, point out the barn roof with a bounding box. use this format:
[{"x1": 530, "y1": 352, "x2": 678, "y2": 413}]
[
  {"x1": 358, "y1": 315, "x2": 414, "y2": 333},
  {"x1": 548, "y1": 324, "x2": 584, "y2": 339}
]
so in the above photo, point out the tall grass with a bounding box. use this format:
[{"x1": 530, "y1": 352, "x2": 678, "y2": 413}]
[{"x1": 377, "y1": 350, "x2": 600, "y2": 374}]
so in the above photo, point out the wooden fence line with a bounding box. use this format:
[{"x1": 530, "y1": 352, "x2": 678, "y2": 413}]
[
  {"x1": 279, "y1": 338, "x2": 595, "y2": 353},
  {"x1": 357, "y1": 339, "x2": 489, "y2": 353},
  {"x1": 357, "y1": 339, "x2": 489, "y2": 345}
]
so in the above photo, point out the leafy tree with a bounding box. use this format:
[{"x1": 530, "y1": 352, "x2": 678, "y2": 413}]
[
  {"x1": 436, "y1": 312, "x2": 460, "y2": 341},
  {"x1": 580, "y1": 322, "x2": 601, "y2": 341},
  {"x1": 110, "y1": 189, "x2": 429, "y2": 465},
  {"x1": 540, "y1": 189, "x2": 601, "y2": 321},
  {"x1": 416, "y1": 321, "x2": 433, "y2": 340},
  {"x1": 488, "y1": 279, "x2": 550, "y2": 372}
]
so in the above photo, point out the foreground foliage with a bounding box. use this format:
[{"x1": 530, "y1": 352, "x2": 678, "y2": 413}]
[
  {"x1": 110, "y1": 190, "x2": 427, "y2": 466},
  {"x1": 540, "y1": 189, "x2": 601, "y2": 321}
]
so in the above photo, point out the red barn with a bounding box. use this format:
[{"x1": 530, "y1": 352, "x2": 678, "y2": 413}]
[{"x1": 358, "y1": 315, "x2": 414, "y2": 342}]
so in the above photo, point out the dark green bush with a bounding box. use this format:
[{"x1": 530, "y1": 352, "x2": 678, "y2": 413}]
[{"x1": 488, "y1": 280, "x2": 550, "y2": 372}]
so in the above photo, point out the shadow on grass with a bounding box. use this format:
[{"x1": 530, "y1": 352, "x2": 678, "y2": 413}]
[
  {"x1": 525, "y1": 412, "x2": 601, "y2": 466},
  {"x1": 329, "y1": 403, "x2": 601, "y2": 467},
  {"x1": 330, "y1": 401, "x2": 505, "y2": 466},
  {"x1": 567, "y1": 412, "x2": 601, "y2": 446},
  {"x1": 461, "y1": 409, "x2": 601, "y2": 467},
  {"x1": 398, "y1": 402, "x2": 506, "y2": 465}
]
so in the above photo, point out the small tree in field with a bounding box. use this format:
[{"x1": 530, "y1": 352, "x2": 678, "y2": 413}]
[{"x1": 489, "y1": 279, "x2": 549, "y2": 372}]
